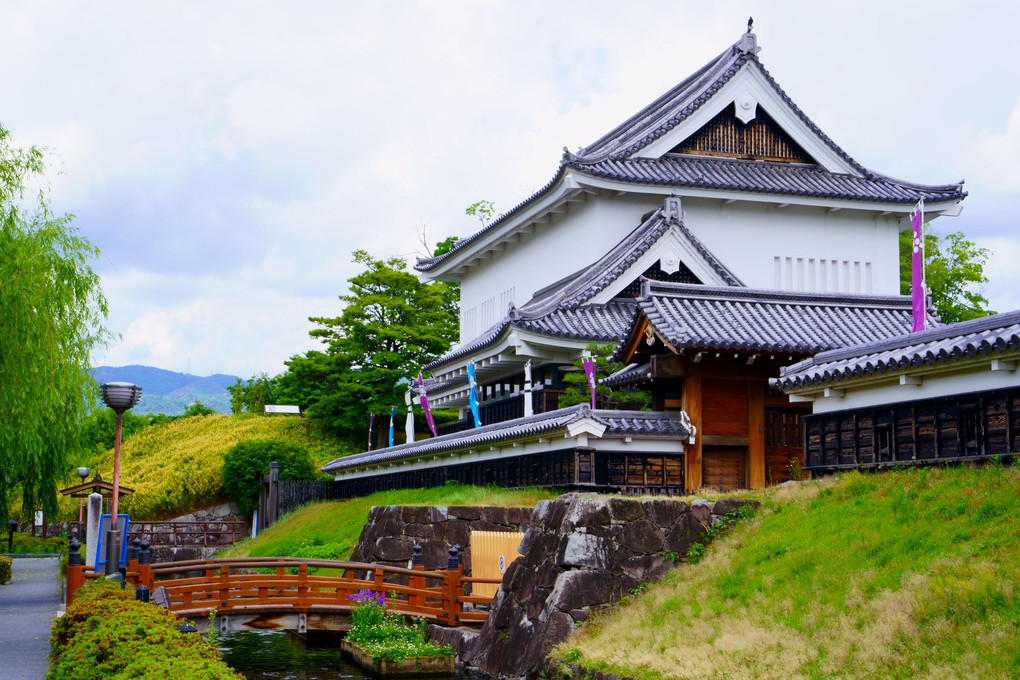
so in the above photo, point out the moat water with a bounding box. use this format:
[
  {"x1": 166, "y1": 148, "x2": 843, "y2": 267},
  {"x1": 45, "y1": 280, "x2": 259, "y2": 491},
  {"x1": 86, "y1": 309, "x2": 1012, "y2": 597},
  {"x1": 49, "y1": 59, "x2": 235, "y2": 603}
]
[{"x1": 218, "y1": 630, "x2": 459, "y2": 680}]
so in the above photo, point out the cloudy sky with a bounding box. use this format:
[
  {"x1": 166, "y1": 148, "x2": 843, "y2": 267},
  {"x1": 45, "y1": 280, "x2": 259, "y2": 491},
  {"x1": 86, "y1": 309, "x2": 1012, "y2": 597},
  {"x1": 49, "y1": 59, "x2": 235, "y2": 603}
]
[{"x1": 3, "y1": 1, "x2": 1018, "y2": 378}]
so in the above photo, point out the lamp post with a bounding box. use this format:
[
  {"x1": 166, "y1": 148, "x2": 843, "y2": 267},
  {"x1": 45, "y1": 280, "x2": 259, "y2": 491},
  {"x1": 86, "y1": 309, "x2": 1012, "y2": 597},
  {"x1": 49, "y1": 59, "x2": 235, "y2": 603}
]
[
  {"x1": 100, "y1": 382, "x2": 142, "y2": 575},
  {"x1": 76, "y1": 467, "x2": 91, "y2": 526}
]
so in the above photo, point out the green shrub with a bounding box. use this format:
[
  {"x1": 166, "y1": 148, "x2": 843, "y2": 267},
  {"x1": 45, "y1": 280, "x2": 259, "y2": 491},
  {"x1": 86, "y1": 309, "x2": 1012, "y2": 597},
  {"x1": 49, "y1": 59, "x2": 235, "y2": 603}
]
[
  {"x1": 221, "y1": 439, "x2": 317, "y2": 516},
  {"x1": 11, "y1": 532, "x2": 65, "y2": 555},
  {"x1": 50, "y1": 579, "x2": 241, "y2": 679},
  {"x1": 0, "y1": 556, "x2": 12, "y2": 584}
]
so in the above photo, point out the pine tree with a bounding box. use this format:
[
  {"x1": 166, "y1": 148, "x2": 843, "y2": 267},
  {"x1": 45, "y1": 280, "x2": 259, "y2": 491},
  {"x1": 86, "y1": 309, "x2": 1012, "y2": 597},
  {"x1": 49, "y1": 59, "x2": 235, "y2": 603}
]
[{"x1": 285, "y1": 250, "x2": 457, "y2": 440}]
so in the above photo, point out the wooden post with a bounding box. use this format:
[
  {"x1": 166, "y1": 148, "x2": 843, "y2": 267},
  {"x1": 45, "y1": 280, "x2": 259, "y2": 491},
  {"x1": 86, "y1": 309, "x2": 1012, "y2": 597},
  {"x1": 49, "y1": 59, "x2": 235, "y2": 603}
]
[
  {"x1": 297, "y1": 563, "x2": 308, "y2": 607},
  {"x1": 66, "y1": 538, "x2": 84, "y2": 608},
  {"x1": 137, "y1": 540, "x2": 153, "y2": 590},
  {"x1": 219, "y1": 564, "x2": 230, "y2": 610},
  {"x1": 268, "y1": 462, "x2": 280, "y2": 528},
  {"x1": 682, "y1": 377, "x2": 703, "y2": 491},
  {"x1": 410, "y1": 544, "x2": 425, "y2": 609},
  {"x1": 748, "y1": 381, "x2": 765, "y2": 489}
]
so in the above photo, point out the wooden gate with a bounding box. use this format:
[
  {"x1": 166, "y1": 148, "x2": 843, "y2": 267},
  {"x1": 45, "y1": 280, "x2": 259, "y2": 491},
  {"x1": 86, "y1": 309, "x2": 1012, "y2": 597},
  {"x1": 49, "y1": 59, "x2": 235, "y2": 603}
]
[{"x1": 470, "y1": 531, "x2": 522, "y2": 597}]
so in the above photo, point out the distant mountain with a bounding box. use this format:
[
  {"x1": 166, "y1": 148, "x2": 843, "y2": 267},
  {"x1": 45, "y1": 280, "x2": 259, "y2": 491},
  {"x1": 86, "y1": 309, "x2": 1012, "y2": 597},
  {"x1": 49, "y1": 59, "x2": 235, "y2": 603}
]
[{"x1": 90, "y1": 365, "x2": 241, "y2": 415}]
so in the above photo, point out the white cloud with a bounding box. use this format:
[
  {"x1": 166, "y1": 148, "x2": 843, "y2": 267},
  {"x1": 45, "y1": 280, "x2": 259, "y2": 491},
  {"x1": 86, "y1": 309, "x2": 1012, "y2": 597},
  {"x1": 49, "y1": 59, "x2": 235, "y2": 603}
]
[
  {"x1": 4, "y1": 1, "x2": 1018, "y2": 375},
  {"x1": 964, "y1": 98, "x2": 1020, "y2": 192}
]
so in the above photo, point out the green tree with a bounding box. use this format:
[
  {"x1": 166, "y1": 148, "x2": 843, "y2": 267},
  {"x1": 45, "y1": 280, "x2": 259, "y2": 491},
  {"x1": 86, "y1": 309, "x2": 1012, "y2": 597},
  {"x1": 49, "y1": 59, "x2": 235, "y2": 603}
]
[
  {"x1": 0, "y1": 126, "x2": 110, "y2": 520},
  {"x1": 899, "y1": 229, "x2": 994, "y2": 323},
  {"x1": 80, "y1": 409, "x2": 151, "y2": 454},
  {"x1": 227, "y1": 373, "x2": 278, "y2": 415},
  {"x1": 464, "y1": 199, "x2": 498, "y2": 226},
  {"x1": 286, "y1": 250, "x2": 458, "y2": 440},
  {"x1": 221, "y1": 439, "x2": 317, "y2": 515},
  {"x1": 558, "y1": 343, "x2": 651, "y2": 410},
  {"x1": 183, "y1": 401, "x2": 216, "y2": 417}
]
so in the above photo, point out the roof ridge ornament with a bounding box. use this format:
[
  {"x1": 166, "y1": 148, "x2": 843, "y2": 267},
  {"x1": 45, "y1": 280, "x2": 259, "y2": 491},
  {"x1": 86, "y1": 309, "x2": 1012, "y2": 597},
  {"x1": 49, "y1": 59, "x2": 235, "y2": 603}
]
[
  {"x1": 737, "y1": 18, "x2": 760, "y2": 55},
  {"x1": 663, "y1": 195, "x2": 683, "y2": 224}
]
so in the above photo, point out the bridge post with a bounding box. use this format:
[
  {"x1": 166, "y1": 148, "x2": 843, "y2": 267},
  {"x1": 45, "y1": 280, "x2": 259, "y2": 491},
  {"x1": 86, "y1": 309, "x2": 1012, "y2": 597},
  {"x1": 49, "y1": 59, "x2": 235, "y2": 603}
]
[
  {"x1": 444, "y1": 544, "x2": 464, "y2": 625},
  {"x1": 298, "y1": 563, "x2": 309, "y2": 607},
  {"x1": 410, "y1": 544, "x2": 425, "y2": 609},
  {"x1": 129, "y1": 537, "x2": 141, "y2": 563},
  {"x1": 66, "y1": 537, "x2": 84, "y2": 608},
  {"x1": 137, "y1": 540, "x2": 153, "y2": 590}
]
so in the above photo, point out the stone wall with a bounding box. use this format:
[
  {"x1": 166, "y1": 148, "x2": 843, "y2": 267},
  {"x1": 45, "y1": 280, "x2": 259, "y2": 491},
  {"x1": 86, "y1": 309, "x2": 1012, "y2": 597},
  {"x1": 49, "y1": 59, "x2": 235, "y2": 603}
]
[
  {"x1": 460, "y1": 494, "x2": 760, "y2": 680},
  {"x1": 351, "y1": 505, "x2": 533, "y2": 573},
  {"x1": 145, "y1": 501, "x2": 249, "y2": 562}
]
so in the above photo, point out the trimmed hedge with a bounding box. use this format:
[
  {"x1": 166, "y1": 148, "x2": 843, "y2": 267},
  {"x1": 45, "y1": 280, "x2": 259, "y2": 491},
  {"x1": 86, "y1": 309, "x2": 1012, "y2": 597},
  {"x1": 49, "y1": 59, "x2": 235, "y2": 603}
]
[
  {"x1": 50, "y1": 579, "x2": 241, "y2": 679},
  {"x1": 0, "y1": 556, "x2": 11, "y2": 584}
]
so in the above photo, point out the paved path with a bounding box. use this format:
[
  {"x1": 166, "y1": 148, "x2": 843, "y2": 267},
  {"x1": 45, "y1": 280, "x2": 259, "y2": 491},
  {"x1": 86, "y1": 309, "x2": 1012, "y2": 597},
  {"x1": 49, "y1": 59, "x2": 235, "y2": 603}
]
[{"x1": 0, "y1": 557, "x2": 61, "y2": 680}]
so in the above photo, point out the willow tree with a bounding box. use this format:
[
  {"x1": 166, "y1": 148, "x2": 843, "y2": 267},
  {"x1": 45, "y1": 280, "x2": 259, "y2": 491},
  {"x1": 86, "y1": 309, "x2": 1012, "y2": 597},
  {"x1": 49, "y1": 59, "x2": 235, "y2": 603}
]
[{"x1": 0, "y1": 126, "x2": 110, "y2": 521}]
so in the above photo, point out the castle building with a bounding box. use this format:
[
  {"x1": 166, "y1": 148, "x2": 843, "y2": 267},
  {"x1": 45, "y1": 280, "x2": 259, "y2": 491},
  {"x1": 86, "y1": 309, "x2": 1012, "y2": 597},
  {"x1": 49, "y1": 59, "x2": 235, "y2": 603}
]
[{"x1": 323, "y1": 27, "x2": 966, "y2": 494}]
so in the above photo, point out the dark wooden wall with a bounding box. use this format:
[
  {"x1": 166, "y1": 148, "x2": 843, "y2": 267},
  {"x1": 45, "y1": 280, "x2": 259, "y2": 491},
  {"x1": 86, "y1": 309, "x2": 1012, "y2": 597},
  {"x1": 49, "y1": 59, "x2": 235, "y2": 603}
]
[
  {"x1": 325, "y1": 448, "x2": 686, "y2": 501},
  {"x1": 805, "y1": 387, "x2": 1020, "y2": 470}
]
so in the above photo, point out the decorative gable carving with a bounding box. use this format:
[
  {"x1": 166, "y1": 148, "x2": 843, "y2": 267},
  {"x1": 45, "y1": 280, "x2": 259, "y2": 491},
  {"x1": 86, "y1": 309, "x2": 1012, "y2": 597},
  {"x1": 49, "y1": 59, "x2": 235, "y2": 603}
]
[
  {"x1": 616, "y1": 263, "x2": 701, "y2": 299},
  {"x1": 670, "y1": 104, "x2": 815, "y2": 164}
]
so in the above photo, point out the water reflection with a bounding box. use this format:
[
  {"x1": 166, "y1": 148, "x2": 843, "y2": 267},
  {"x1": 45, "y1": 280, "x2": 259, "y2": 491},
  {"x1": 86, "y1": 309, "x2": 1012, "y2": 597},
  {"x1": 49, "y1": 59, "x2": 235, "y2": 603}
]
[{"x1": 218, "y1": 630, "x2": 368, "y2": 680}]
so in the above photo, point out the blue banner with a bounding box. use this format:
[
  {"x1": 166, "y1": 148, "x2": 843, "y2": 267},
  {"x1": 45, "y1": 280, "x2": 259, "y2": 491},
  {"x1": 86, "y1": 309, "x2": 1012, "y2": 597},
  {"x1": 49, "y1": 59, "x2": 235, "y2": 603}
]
[
  {"x1": 389, "y1": 406, "x2": 396, "y2": 447},
  {"x1": 467, "y1": 363, "x2": 482, "y2": 428}
]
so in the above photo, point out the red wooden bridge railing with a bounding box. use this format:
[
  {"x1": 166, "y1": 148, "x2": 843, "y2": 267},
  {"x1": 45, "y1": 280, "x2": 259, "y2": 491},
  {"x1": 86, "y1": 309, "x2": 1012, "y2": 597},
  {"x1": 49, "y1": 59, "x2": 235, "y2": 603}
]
[{"x1": 66, "y1": 539, "x2": 497, "y2": 627}]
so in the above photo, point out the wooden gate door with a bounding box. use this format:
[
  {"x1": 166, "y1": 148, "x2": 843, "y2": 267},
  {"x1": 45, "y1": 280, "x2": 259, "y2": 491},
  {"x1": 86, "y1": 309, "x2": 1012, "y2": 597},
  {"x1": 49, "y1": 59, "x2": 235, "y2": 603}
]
[{"x1": 701, "y1": 447, "x2": 746, "y2": 491}]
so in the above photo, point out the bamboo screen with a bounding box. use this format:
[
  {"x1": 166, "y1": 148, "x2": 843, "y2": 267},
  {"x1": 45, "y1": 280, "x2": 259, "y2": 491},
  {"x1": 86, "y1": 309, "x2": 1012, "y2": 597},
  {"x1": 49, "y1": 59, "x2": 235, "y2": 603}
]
[
  {"x1": 673, "y1": 105, "x2": 813, "y2": 163},
  {"x1": 470, "y1": 531, "x2": 523, "y2": 597}
]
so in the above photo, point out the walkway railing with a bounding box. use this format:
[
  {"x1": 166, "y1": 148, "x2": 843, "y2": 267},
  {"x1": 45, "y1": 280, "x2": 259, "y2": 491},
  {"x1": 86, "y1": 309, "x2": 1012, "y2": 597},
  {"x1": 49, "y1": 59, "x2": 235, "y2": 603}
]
[
  {"x1": 68, "y1": 520, "x2": 248, "y2": 549},
  {"x1": 66, "y1": 540, "x2": 496, "y2": 627}
]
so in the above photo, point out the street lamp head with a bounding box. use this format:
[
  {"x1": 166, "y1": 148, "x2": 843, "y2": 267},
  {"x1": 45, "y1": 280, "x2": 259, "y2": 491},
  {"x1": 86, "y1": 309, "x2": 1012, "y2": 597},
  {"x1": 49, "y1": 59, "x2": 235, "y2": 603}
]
[
  {"x1": 101, "y1": 382, "x2": 142, "y2": 414},
  {"x1": 77, "y1": 467, "x2": 90, "y2": 481}
]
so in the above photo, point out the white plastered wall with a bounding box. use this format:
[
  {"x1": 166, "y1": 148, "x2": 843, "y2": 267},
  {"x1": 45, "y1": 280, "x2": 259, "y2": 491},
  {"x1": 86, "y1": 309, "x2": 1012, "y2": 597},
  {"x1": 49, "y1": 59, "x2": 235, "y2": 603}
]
[{"x1": 457, "y1": 192, "x2": 921, "y2": 343}]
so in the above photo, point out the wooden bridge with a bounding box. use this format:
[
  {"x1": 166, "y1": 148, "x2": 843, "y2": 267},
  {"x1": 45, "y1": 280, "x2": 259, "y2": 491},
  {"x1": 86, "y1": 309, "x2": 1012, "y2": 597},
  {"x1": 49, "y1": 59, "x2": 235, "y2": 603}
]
[{"x1": 66, "y1": 539, "x2": 498, "y2": 632}]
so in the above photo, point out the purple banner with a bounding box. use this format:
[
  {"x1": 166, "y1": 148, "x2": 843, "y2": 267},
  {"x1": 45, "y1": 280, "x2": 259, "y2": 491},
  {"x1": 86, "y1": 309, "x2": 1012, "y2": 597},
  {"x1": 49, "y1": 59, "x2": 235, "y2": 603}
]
[
  {"x1": 911, "y1": 201, "x2": 925, "y2": 332},
  {"x1": 582, "y1": 358, "x2": 597, "y2": 409},
  {"x1": 417, "y1": 374, "x2": 438, "y2": 437}
]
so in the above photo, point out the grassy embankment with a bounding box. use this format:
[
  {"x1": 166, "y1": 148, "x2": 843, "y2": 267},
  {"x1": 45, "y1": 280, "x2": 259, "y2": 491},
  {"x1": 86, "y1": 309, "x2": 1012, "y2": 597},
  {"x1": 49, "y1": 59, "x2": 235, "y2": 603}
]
[
  {"x1": 219, "y1": 485, "x2": 560, "y2": 561},
  {"x1": 54, "y1": 414, "x2": 357, "y2": 521},
  {"x1": 556, "y1": 464, "x2": 1019, "y2": 680}
]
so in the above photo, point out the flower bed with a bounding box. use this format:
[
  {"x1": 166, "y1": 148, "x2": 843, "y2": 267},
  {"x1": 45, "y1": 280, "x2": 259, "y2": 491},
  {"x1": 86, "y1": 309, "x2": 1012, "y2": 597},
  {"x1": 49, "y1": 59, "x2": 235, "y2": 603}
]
[{"x1": 342, "y1": 589, "x2": 455, "y2": 676}]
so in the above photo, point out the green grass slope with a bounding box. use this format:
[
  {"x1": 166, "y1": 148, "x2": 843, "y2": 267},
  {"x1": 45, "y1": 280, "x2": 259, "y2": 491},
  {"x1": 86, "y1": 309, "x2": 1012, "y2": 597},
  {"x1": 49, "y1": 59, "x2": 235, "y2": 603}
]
[
  {"x1": 559, "y1": 465, "x2": 1019, "y2": 680},
  {"x1": 219, "y1": 485, "x2": 560, "y2": 560},
  {"x1": 59, "y1": 414, "x2": 356, "y2": 521}
]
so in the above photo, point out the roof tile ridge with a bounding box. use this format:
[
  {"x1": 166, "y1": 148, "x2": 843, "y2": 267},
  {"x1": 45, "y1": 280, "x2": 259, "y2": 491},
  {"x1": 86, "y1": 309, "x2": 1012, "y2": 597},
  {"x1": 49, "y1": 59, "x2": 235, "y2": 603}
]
[
  {"x1": 642, "y1": 280, "x2": 914, "y2": 307},
  {"x1": 607, "y1": 53, "x2": 751, "y2": 161},
  {"x1": 747, "y1": 59, "x2": 871, "y2": 176},
  {"x1": 575, "y1": 48, "x2": 749, "y2": 164},
  {"x1": 780, "y1": 313, "x2": 1020, "y2": 379},
  {"x1": 416, "y1": 164, "x2": 568, "y2": 272}
]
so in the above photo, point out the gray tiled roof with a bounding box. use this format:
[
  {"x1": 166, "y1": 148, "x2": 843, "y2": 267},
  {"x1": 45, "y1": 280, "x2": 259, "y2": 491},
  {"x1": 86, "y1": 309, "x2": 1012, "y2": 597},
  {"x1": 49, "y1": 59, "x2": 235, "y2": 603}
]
[
  {"x1": 638, "y1": 281, "x2": 924, "y2": 355},
  {"x1": 775, "y1": 310, "x2": 1020, "y2": 391},
  {"x1": 425, "y1": 198, "x2": 741, "y2": 374},
  {"x1": 604, "y1": 362, "x2": 652, "y2": 387},
  {"x1": 416, "y1": 32, "x2": 965, "y2": 276},
  {"x1": 424, "y1": 302, "x2": 636, "y2": 372},
  {"x1": 522, "y1": 203, "x2": 742, "y2": 317},
  {"x1": 567, "y1": 156, "x2": 964, "y2": 204},
  {"x1": 321, "y1": 405, "x2": 689, "y2": 472}
]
